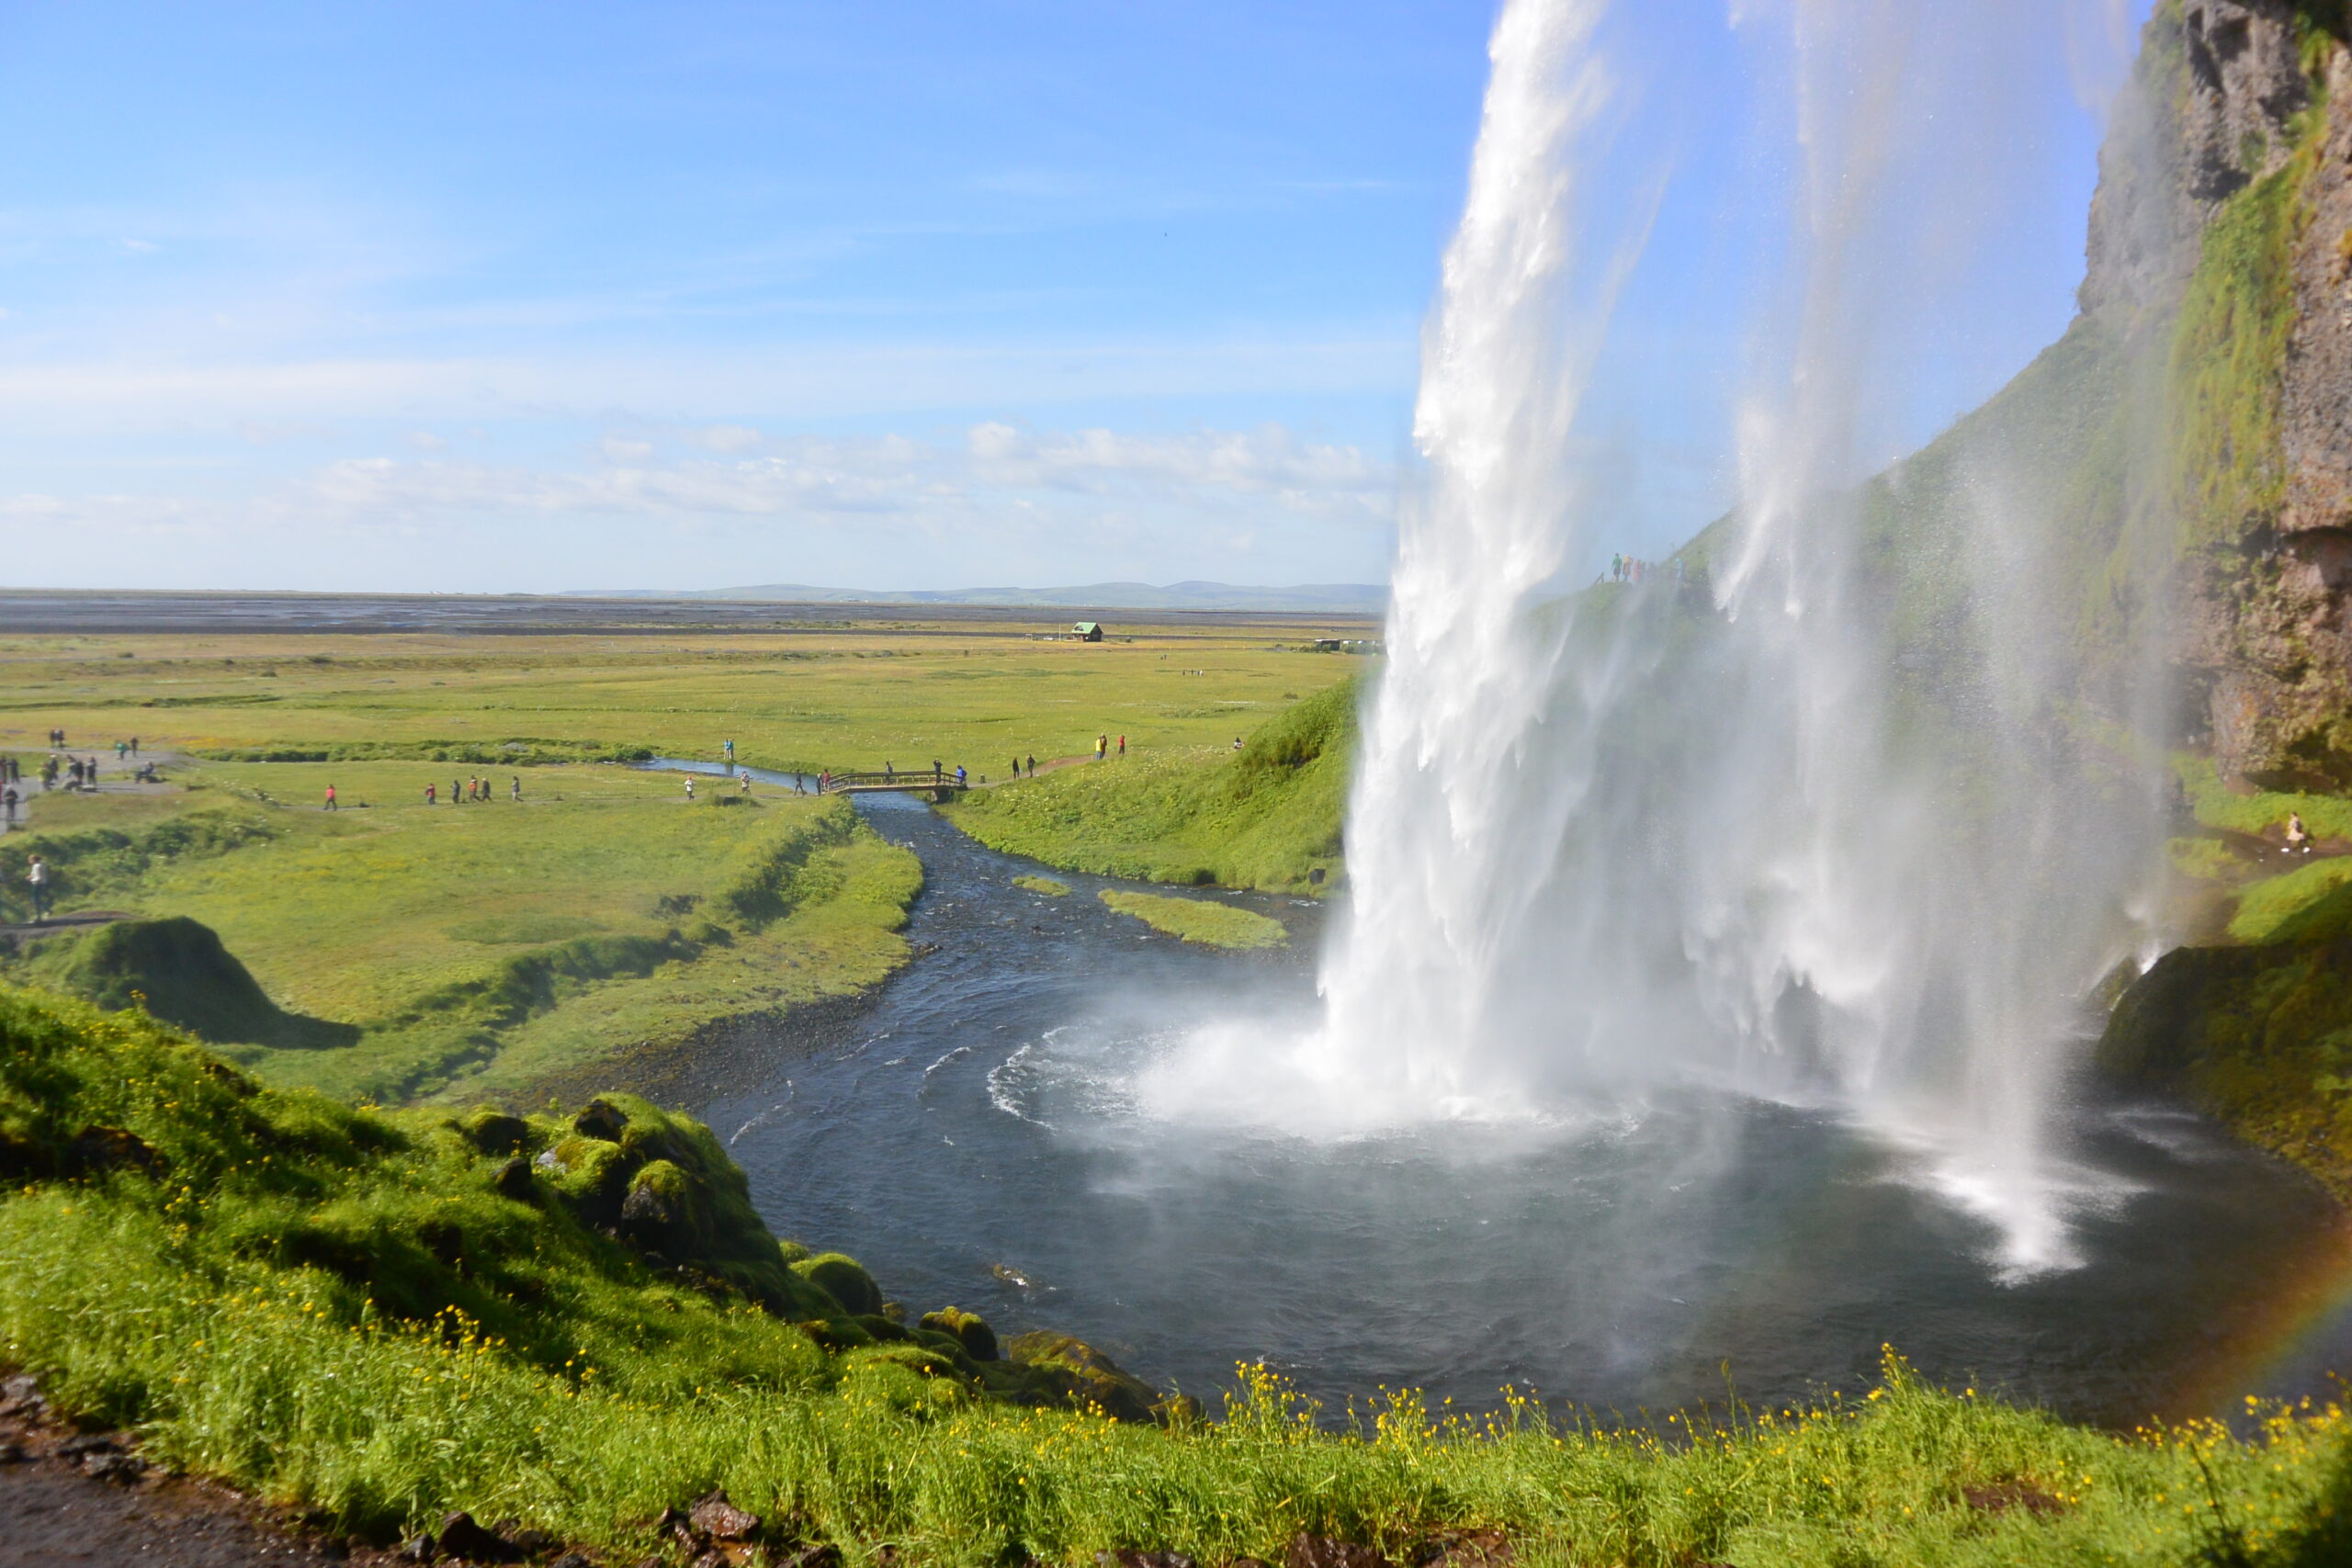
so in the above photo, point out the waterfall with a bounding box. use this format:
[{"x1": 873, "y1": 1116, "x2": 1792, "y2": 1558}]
[{"x1": 1149, "y1": 0, "x2": 2164, "y2": 1280}]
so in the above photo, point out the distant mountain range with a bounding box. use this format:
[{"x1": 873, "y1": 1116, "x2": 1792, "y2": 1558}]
[{"x1": 566, "y1": 581, "x2": 1390, "y2": 613}]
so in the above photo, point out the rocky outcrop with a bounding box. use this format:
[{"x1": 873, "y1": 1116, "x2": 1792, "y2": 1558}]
[
  {"x1": 2077, "y1": 5, "x2": 2352, "y2": 785},
  {"x1": 2083, "y1": 1, "x2": 2311, "y2": 320}
]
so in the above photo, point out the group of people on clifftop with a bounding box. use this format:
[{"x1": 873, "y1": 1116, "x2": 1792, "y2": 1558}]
[{"x1": 1608, "y1": 554, "x2": 1685, "y2": 587}]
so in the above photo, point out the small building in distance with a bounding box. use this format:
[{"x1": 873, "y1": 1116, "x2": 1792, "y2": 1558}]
[{"x1": 1073, "y1": 622, "x2": 1105, "y2": 642}]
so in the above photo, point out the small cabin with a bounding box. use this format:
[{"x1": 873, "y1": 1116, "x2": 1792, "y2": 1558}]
[{"x1": 1073, "y1": 622, "x2": 1104, "y2": 642}]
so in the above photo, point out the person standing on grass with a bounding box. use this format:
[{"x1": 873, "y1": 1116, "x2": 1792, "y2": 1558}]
[
  {"x1": 26, "y1": 854, "x2": 51, "y2": 924},
  {"x1": 1118, "y1": 735, "x2": 1125, "y2": 757},
  {"x1": 115, "y1": 739, "x2": 127, "y2": 763},
  {"x1": 684, "y1": 777, "x2": 695, "y2": 801},
  {"x1": 324, "y1": 784, "x2": 337, "y2": 812},
  {"x1": 740, "y1": 771, "x2": 752, "y2": 795},
  {"x1": 511, "y1": 776, "x2": 522, "y2": 802},
  {"x1": 453, "y1": 777, "x2": 463, "y2": 806},
  {"x1": 1011, "y1": 756, "x2": 1020, "y2": 779},
  {"x1": 426, "y1": 783, "x2": 436, "y2": 806}
]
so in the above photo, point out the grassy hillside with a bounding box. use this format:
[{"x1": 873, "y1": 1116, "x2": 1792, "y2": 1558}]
[
  {"x1": 7, "y1": 984, "x2": 2352, "y2": 1566},
  {"x1": 0, "y1": 766, "x2": 921, "y2": 1105},
  {"x1": 938, "y1": 677, "x2": 1359, "y2": 894}
]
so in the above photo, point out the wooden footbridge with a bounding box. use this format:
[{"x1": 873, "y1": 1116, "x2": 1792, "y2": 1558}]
[{"x1": 816, "y1": 769, "x2": 974, "y2": 798}]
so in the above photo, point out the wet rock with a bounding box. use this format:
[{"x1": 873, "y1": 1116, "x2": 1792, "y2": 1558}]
[
  {"x1": 689, "y1": 1490, "x2": 762, "y2": 1542},
  {"x1": 322, "y1": 1538, "x2": 354, "y2": 1561},
  {"x1": 574, "y1": 1098, "x2": 631, "y2": 1142},
  {"x1": 0, "y1": 1438, "x2": 26, "y2": 1464},
  {"x1": 492, "y1": 1156, "x2": 538, "y2": 1203},
  {"x1": 1098, "y1": 1551, "x2": 1196, "y2": 1568},
  {"x1": 509, "y1": 1527, "x2": 562, "y2": 1557},
  {"x1": 1286, "y1": 1537, "x2": 1394, "y2": 1568},
  {"x1": 1409, "y1": 1532, "x2": 1512, "y2": 1568},
  {"x1": 396, "y1": 1534, "x2": 438, "y2": 1562},
  {"x1": 771, "y1": 1546, "x2": 840, "y2": 1568},
  {"x1": 548, "y1": 1555, "x2": 596, "y2": 1568},
  {"x1": 0, "y1": 1373, "x2": 47, "y2": 1418},
  {"x1": 657, "y1": 1506, "x2": 703, "y2": 1551},
  {"x1": 438, "y1": 1509, "x2": 523, "y2": 1562},
  {"x1": 82, "y1": 1450, "x2": 148, "y2": 1483},
  {"x1": 56, "y1": 1433, "x2": 119, "y2": 1458}
]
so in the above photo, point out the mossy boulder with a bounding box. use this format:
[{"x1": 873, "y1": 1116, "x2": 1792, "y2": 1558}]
[
  {"x1": 793, "y1": 1252, "x2": 883, "y2": 1316},
  {"x1": 2098, "y1": 937, "x2": 2352, "y2": 1197},
  {"x1": 1002, "y1": 1330, "x2": 1167, "y2": 1424},
  {"x1": 919, "y1": 1305, "x2": 999, "y2": 1361},
  {"x1": 458, "y1": 1108, "x2": 533, "y2": 1156},
  {"x1": 55, "y1": 917, "x2": 355, "y2": 1049}
]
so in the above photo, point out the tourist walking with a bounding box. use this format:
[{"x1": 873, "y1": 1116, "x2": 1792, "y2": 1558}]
[
  {"x1": 115, "y1": 739, "x2": 128, "y2": 763},
  {"x1": 426, "y1": 783, "x2": 437, "y2": 806},
  {"x1": 130, "y1": 737, "x2": 140, "y2": 757},
  {"x1": 1011, "y1": 757, "x2": 1021, "y2": 778},
  {"x1": 684, "y1": 777, "x2": 695, "y2": 801},
  {"x1": 26, "y1": 854, "x2": 51, "y2": 923},
  {"x1": 740, "y1": 770, "x2": 752, "y2": 794},
  {"x1": 3, "y1": 785, "x2": 15, "y2": 827},
  {"x1": 955, "y1": 764, "x2": 967, "y2": 787},
  {"x1": 1095, "y1": 734, "x2": 1107, "y2": 761},
  {"x1": 1117, "y1": 735, "x2": 1125, "y2": 756},
  {"x1": 324, "y1": 784, "x2": 338, "y2": 812},
  {"x1": 1026, "y1": 753, "x2": 1035, "y2": 774},
  {"x1": 511, "y1": 776, "x2": 522, "y2": 802}
]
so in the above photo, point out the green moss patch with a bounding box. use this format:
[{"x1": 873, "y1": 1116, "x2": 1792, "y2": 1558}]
[
  {"x1": 1012, "y1": 874, "x2": 1071, "y2": 897},
  {"x1": 1098, "y1": 890, "x2": 1286, "y2": 950}
]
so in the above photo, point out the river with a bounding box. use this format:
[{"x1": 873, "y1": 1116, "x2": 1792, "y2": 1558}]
[{"x1": 662, "y1": 767, "x2": 2352, "y2": 1425}]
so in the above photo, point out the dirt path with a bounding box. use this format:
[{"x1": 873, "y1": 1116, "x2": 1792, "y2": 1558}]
[{"x1": 0, "y1": 1377, "x2": 375, "y2": 1568}]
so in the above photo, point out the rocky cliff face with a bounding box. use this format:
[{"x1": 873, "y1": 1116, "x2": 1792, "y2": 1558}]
[
  {"x1": 2083, "y1": 1, "x2": 2312, "y2": 319},
  {"x1": 2086, "y1": 3, "x2": 2352, "y2": 787}
]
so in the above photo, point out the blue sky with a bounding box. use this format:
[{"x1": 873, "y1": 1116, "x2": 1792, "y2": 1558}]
[{"x1": 1, "y1": 1, "x2": 2136, "y2": 594}]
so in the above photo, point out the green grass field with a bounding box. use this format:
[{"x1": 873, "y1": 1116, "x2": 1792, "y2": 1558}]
[
  {"x1": 0, "y1": 762, "x2": 920, "y2": 1105},
  {"x1": 7, "y1": 987, "x2": 2351, "y2": 1568},
  {"x1": 0, "y1": 623, "x2": 1362, "y2": 1105},
  {"x1": 0, "y1": 623, "x2": 1368, "y2": 780},
  {"x1": 941, "y1": 677, "x2": 1358, "y2": 893},
  {"x1": 1099, "y1": 889, "x2": 1288, "y2": 950}
]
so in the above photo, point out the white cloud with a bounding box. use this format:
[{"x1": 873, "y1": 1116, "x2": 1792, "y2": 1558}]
[
  {"x1": 0, "y1": 421, "x2": 1399, "y2": 589},
  {"x1": 682, "y1": 423, "x2": 765, "y2": 454},
  {"x1": 276, "y1": 423, "x2": 1392, "y2": 530},
  {"x1": 407, "y1": 430, "x2": 447, "y2": 452}
]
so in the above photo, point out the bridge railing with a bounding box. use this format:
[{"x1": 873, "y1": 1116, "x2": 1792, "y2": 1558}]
[{"x1": 816, "y1": 770, "x2": 967, "y2": 794}]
